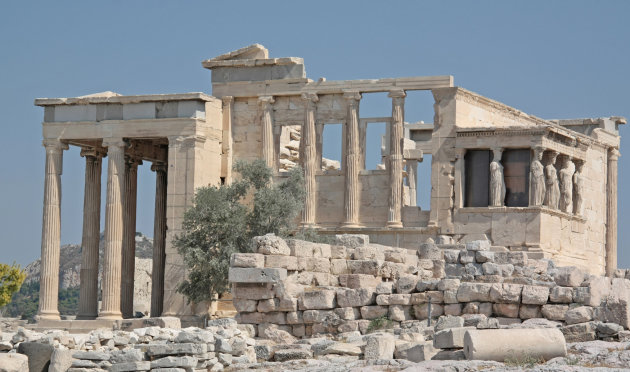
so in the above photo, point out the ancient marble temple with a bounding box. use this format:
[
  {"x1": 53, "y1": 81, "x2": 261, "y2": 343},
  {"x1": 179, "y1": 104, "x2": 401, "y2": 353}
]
[{"x1": 34, "y1": 44, "x2": 625, "y2": 322}]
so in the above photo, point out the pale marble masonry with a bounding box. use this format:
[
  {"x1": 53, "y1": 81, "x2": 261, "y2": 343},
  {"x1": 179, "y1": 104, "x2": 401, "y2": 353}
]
[{"x1": 34, "y1": 44, "x2": 624, "y2": 324}]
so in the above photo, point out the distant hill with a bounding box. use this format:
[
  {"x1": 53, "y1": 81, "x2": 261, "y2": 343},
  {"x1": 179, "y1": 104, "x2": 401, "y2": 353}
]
[{"x1": 24, "y1": 232, "x2": 154, "y2": 289}]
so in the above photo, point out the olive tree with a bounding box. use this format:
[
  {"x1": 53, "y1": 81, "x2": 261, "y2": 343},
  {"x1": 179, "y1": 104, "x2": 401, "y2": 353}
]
[
  {"x1": 0, "y1": 262, "x2": 26, "y2": 309},
  {"x1": 174, "y1": 160, "x2": 306, "y2": 304}
]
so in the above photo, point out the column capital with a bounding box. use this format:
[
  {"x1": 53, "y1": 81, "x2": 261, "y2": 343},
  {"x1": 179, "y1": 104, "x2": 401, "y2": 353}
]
[
  {"x1": 454, "y1": 148, "x2": 466, "y2": 158},
  {"x1": 151, "y1": 161, "x2": 167, "y2": 173},
  {"x1": 80, "y1": 147, "x2": 107, "y2": 159},
  {"x1": 301, "y1": 92, "x2": 319, "y2": 103},
  {"x1": 343, "y1": 91, "x2": 362, "y2": 102},
  {"x1": 609, "y1": 148, "x2": 621, "y2": 161},
  {"x1": 258, "y1": 95, "x2": 275, "y2": 106},
  {"x1": 388, "y1": 89, "x2": 406, "y2": 99},
  {"x1": 491, "y1": 147, "x2": 504, "y2": 159},
  {"x1": 42, "y1": 139, "x2": 69, "y2": 151},
  {"x1": 222, "y1": 96, "x2": 234, "y2": 105},
  {"x1": 125, "y1": 154, "x2": 143, "y2": 167},
  {"x1": 102, "y1": 138, "x2": 127, "y2": 149}
]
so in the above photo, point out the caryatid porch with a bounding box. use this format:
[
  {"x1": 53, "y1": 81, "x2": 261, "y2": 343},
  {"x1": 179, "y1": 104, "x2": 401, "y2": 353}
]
[{"x1": 35, "y1": 92, "x2": 223, "y2": 321}]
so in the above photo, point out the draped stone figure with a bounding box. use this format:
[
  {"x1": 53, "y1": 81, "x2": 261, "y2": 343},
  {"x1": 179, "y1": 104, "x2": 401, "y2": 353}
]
[
  {"x1": 489, "y1": 149, "x2": 505, "y2": 207},
  {"x1": 559, "y1": 158, "x2": 575, "y2": 214},
  {"x1": 573, "y1": 161, "x2": 585, "y2": 215},
  {"x1": 544, "y1": 152, "x2": 560, "y2": 209},
  {"x1": 530, "y1": 147, "x2": 546, "y2": 206}
]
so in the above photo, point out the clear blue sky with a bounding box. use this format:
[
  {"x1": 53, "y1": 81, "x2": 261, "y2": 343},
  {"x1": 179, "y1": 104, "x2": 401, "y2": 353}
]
[{"x1": 1, "y1": 1, "x2": 628, "y2": 268}]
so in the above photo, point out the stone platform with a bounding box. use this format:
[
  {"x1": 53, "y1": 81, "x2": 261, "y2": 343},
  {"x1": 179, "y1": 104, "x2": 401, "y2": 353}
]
[{"x1": 28, "y1": 316, "x2": 181, "y2": 334}]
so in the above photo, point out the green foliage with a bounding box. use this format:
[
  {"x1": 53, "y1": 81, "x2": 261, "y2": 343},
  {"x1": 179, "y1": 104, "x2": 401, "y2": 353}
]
[
  {"x1": 367, "y1": 315, "x2": 395, "y2": 333},
  {"x1": 0, "y1": 262, "x2": 26, "y2": 308},
  {"x1": 2, "y1": 281, "x2": 80, "y2": 322},
  {"x1": 504, "y1": 353, "x2": 545, "y2": 368},
  {"x1": 175, "y1": 160, "x2": 308, "y2": 304}
]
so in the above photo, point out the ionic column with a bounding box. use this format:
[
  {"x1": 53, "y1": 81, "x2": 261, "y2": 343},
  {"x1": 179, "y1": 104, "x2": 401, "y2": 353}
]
[
  {"x1": 407, "y1": 160, "x2": 418, "y2": 206},
  {"x1": 342, "y1": 92, "x2": 361, "y2": 227},
  {"x1": 99, "y1": 138, "x2": 126, "y2": 320},
  {"x1": 37, "y1": 139, "x2": 67, "y2": 320},
  {"x1": 151, "y1": 162, "x2": 167, "y2": 317},
  {"x1": 77, "y1": 148, "x2": 104, "y2": 319},
  {"x1": 606, "y1": 148, "x2": 620, "y2": 276},
  {"x1": 221, "y1": 96, "x2": 234, "y2": 184},
  {"x1": 387, "y1": 90, "x2": 406, "y2": 227},
  {"x1": 301, "y1": 93, "x2": 319, "y2": 226},
  {"x1": 259, "y1": 96, "x2": 275, "y2": 168},
  {"x1": 120, "y1": 155, "x2": 141, "y2": 318}
]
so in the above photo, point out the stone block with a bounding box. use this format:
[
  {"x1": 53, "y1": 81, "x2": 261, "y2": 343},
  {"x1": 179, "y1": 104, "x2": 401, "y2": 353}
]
[
  {"x1": 549, "y1": 286, "x2": 573, "y2": 303},
  {"x1": 336, "y1": 288, "x2": 375, "y2": 307},
  {"x1": 0, "y1": 353, "x2": 28, "y2": 372},
  {"x1": 389, "y1": 305, "x2": 412, "y2": 321},
  {"x1": 586, "y1": 276, "x2": 611, "y2": 307},
  {"x1": 299, "y1": 289, "x2": 336, "y2": 310},
  {"x1": 233, "y1": 299, "x2": 257, "y2": 312},
  {"x1": 560, "y1": 322, "x2": 597, "y2": 342},
  {"x1": 521, "y1": 285, "x2": 550, "y2": 305},
  {"x1": 257, "y1": 297, "x2": 297, "y2": 312},
  {"x1": 482, "y1": 263, "x2": 514, "y2": 276},
  {"x1": 273, "y1": 348, "x2": 313, "y2": 361},
  {"x1": 434, "y1": 327, "x2": 475, "y2": 348},
  {"x1": 435, "y1": 315, "x2": 464, "y2": 331},
  {"x1": 364, "y1": 333, "x2": 395, "y2": 359},
  {"x1": 236, "y1": 312, "x2": 263, "y2": 324},
  {"x1": 150, "y1": 356, "x2": 198, "y2": 369},
  {"x1": 48, "y1": 349, "x2": 73, "y2": 372},
  {"x1": 339, "y1": 274, "x2": 380, "y2": 288},
  {"x1": 17, "y1": 342, "x2": 54, "y2": 372},
  {"x1": 330, "y1": 259, "x2": 348, "y2": 275},
  {"x1": 412, "y1": 303, "x2": 444, "y2": 319},
  {"x1": 596, "y1": 322, "x2": 623, "y2": 337},
  {"x1": 303, "y1": 310, "x2": 332, "y2": 324},
  {"x1": 265, "y1": 255, "x2": 298, "y2": 270},
  {"x1": 263, "y1": 312, "x2": 287, "y2": 324},
  {"x1": 286, "y1": 311, "x2": 303, "y2": 324},
  {"x1": 231, "y1": 253, "x2": 264, "y2": 268},
  {"x1": 335, "y1": 307, "x2": 360, "y2": 320},
  {"x1": 603, "y1": 296, "x2": 630, "y2": 329},
  {"x1": 565, "y1": 306, "x2": 593, "y2": 324},
  {"x1": 445, "y1": 264, "x2": 466, "y2": 277},
  {"x1": 347, "y1": 260, "x2": 381, "y2": 276},
  {"x1": 384, "y1": 248, "x2": 406, "y2": 263},
  {"x1": 353, "y1": 246, "x2": 385, "y2": 261},
  {"x1": 466, "y1": 240, "x2": 490, "y2": 251},
  {"x1": 463, "y1": 328, "x2": 567, "y2": 361},
  {"x1": 443, "y1": 289, "x2": 459, "y2": 304},
  {"x1": 417, "y1": 279, "x2": 439, "y2": 292},
  {"x1": 253, "y1": 234, "x2": 290, "y2": 255},
  {"x1": 411, "y1": 291, "x2": 443, "y2": 304},
  {"x1": 377, "y1": 293, "x2": 411, "y2": 306},
  {"x1": 465, "y1": 262, "x2": 483, "y2": 276},
  {"x1": 492, "y1": 303, "x2": 519, "y2": 318},
  {"x1": 437, "y1": 278, "x2": 460, "y2": 291},
  {"x1": 376, "y1": 281, "x2": 394, "y2": 294},
  {"x1": 456, "y1": 283, "x2": 492, "y2": 302},
  {"x1": 443, "y1": 249, "x2": 460, "y2": 264},
  {"x1": 475, "y1": 251, "x2": 495, "y2": 263},
  {"x1": 381, "y1": 261, "x2": 414, "y2": 279},
  {"x1": 360, "y1": 306, "x2": 388, "y2": 320},
  {"x1": 335, "y1": 234, "x2": 369, "y2": 248},
  {"x1": 331, "y1": 245, "x2": 347, "y2": 259},
  {"x1": 418, "y1": 242, "x2": 443, "y2": 260},
  {"x1": 553, "y1": 266, "x2": 585, "y2": 287},
  {"x1": 444, "y1": 303, "x2": 463, "y2": 316},
  {"x1": 394, "y1": 342, "x2": 436, "y2": 362},
  {"x1": 541, "y1": 304, "x2": 569, "y2": 321},
  {"x1": 110, "y1": 361, "x2": 151, "y2": 371},
  {"x1": 228, "y1": 268, "x2": 287, "y2": 283},
  {"x1": 489, "y1": 283, "x2": 522, "y2": 304},
  {"x1": 397, "y1": 275, "x2": 418, "y2": 294},
  {"x1": 299, "y1": 257, "x2": 330, "y2": 273},
  {"x1": 459, "y1": 251, "x2": 476, "y2": 264},
  {"x1": 519, "y1": 304, "x2": 542, "y2": 319},
  {"x1": 142, "y1": 343, "x2": 207, "y2": 357}
]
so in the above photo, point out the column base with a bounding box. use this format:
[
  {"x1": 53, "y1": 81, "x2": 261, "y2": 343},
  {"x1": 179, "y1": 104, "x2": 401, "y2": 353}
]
[
  {"x1": 386, "y1": 221, "x2": 403, "y2": 228},
  {"x1": 340, "y1": 222, "x2": 361, "y2": 229},
  {"x1": 97, "y1": 311, "x2": 123, "y2": 320},
  {"x1": 35, "y1": 311, "x2": 60, "y2": 321},
  {"x1": 75, "y1": 314, "x2": 98, "y2": 320}
]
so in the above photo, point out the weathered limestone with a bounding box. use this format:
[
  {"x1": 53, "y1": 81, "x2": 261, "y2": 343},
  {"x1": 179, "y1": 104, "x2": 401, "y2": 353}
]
[
  {"x1": 301, "y1": 92, "x2": 318, "y2": 226},
  {"x1": 151, "y1": 162, "x2": 167, "y2": 317},
  {"x1": 259, "y1": 96, "x2": 275, "y2": 168},
  {"x1": 77, "y1": 148, "x2": 103, "y2": 319},
  {"x1": 37, "y1": 139, "x2": 67, "y2": 320},
  {"x1": 463, "y1": 328, "x2": 567, "y2": 361},
  {"x1": 544, "y1": 151, "x2": 560, "y2": 209},
  {"x1": 558, "y1": 157, "x2": 575, "y2": 214},
  {"x1": 121, "y1": 156, "x2": 141, "y2": 319},
  {"x1": 489, "y1": 148, "x2": 505, "y2": 207},
  {"x1": 530, "y1": 147, "x2": 545, "y2": 206},
  {"x1": 342, "y1": 91, "x2": 361, "y2": 227},
  {"x1": 99, "y1": 139, "x2": 126, "y2": 320},
  {"x1": 606, "y1": 148, "x2": 620, "y2": 276},
  {"x1": 387, "y1": 89, "x2": 405, "y2": 227}
]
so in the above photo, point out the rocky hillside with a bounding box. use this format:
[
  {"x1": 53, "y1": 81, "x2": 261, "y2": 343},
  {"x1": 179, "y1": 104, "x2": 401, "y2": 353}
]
[{"x1": 24, "y1": 232, "x2": 154, "y2": 289}]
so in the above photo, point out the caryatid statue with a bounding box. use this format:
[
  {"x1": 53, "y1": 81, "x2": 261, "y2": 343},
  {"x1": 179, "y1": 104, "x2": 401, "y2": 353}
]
[
  {"x1": 573, "y1": 160, "x2": 585, "y2": 215},
  {"x1": 489, "y1": 148, "x2": 506, "y2": 207},
  {"x1": 559, "y1": 157, "x2": 575, "y2": 214},
  {"x1": 544, "y1": 151, "x2": 560, "y2": 209},
  {"x1": 530, "y1": 147, "x2": 546, "y2": 206}
]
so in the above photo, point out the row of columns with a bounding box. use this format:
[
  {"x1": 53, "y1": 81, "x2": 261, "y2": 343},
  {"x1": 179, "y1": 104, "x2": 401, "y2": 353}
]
[
  {"x1": 258, "y1": 90, "x2": 408, "y2": 228},
  {"x1": 37, "y1": 138, "x2": 168, "y2": 321}
]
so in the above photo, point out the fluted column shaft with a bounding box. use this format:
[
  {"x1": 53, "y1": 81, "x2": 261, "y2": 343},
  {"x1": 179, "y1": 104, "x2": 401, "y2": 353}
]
[
  {"x1": 606, "y1": 148, "x2": 620, "y2": 276},
  {"x1": 301, "y1": 93, "x2": 318, "y2": 226},
  {"x1": 259, "y1": 96, "x2": 275, "y2": 168},
  {"x1": 121, "y1": 156, "x2": 140, "y2": 318},
  {"x1": 151, "y1": 162, "x2": 168, "y2": 317},
  {"x1": 387, "y1": 90, "x2": 406, "y2": 227},
  {"x1": 221, "y1": 96, "x2": 234, "y2": 184},
  {"x1": 77, "y1": 150, "x2": 103, "y2": 319},
  {"x1": 37, "y1": 140, "x2": 66, "y2": 320},
  {"x1": 407, "y1": 160, "x2": 418, "y2": 206},
  {"x1": 99, "y1": 139, "x2": 126, "y2": 320},
  {"x1": 343, "y1": 92, "x2": 361, "y2": 227}
]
